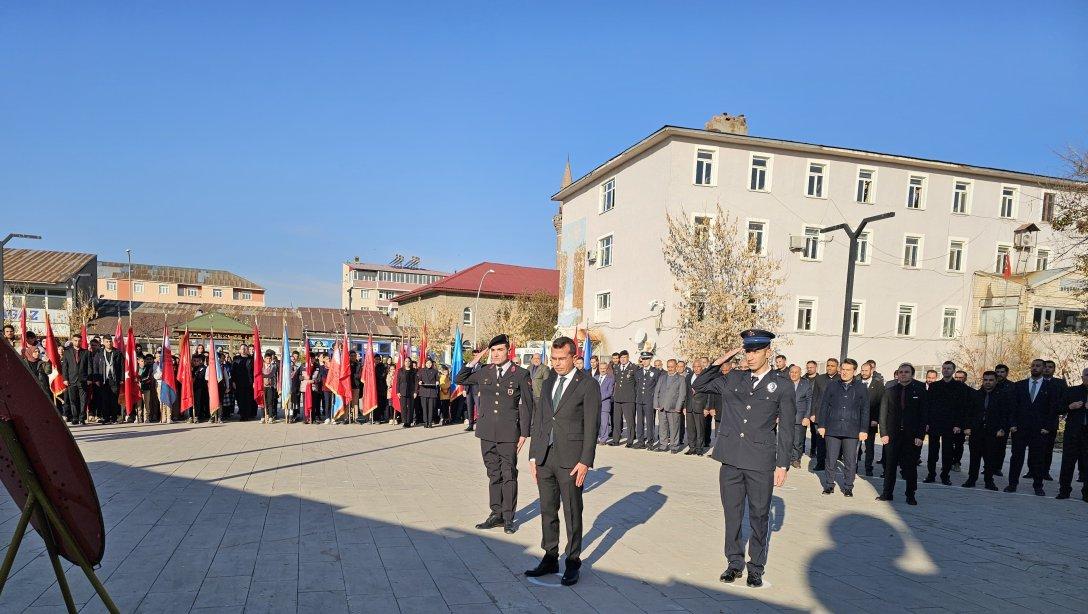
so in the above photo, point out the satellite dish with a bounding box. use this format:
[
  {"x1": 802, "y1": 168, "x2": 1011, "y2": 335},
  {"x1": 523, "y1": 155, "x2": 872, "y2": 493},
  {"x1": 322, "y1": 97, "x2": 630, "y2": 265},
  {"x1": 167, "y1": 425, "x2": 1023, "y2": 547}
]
[{"x1": 633, "y1": 329, "x2": 647, "y2": 344}]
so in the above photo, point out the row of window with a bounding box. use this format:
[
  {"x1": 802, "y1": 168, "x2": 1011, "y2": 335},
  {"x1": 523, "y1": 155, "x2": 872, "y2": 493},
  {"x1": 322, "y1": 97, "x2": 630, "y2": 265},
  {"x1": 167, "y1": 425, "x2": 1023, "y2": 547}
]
[
  {"x1": 352, "y1": 270, "x2": 443, "y2": 285},
  {"x1": 600, "y1": 152, "x2": 1058, "y2": 222},
  {"x1": 797, "y1": 299, "x2": 958, "y2": 338},
  {"x1": 104, "y1": 280, "x2": 252, "y2": 300}
]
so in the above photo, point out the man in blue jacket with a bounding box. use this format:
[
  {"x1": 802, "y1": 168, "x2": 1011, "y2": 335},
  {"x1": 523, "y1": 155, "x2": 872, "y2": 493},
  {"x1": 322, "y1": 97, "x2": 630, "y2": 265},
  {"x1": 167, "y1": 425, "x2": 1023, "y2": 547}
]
[{"x1": 816, "y1": 358, "x2": 869, "y2": 497}]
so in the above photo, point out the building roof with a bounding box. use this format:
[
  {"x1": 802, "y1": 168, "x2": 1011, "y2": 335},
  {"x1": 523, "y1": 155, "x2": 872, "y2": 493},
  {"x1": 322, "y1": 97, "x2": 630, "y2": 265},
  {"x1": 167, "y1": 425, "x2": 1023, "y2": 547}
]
[
  {"x1": 975, "y1": 266, "x2": 1076, "y2": 289},
  {"x1": 87, "y1": 301, "x2": 400, "y2": 340},
  {"x1": 394, "y1": 262, "x2": 559, "y2": 303},
  {"x1": 551, "y1": 125, "x2": 1078, "y2": 202},
  {"x1": 98, "y1": 261, "x2": 264, "y2": 290},
  {"x1": 3, "y1": 248, "x2": 96, "y2": 285},
  {"x1": 344, "y1": 261, "x2": 448, "y2": 276}
]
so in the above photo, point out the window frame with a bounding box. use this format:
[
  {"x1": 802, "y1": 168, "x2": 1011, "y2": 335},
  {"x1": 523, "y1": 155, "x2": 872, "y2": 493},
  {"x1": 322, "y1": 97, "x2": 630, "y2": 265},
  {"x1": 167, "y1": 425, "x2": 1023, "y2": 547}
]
[
  {"x1": 599, "y1": 177, "x2": 616, "y2": 214},
  {"x1": 906, "y1": 173, "x2": 928, "y2": 210},
  {"x1": 795, "y1": 296, "x2": 817, "y2": 332},
  {"x1": 746, "y1": 218, "x2": 769, "y2": 256},
  {"x1": 999, "y1": 184, "x2": 1019, "y2": 219},
  {"x1": 801, "y1": 225, "x2": 823, "y2": 262},
  {"x1": 896, "y1": 302, "x2": 918, "y2": 337},
  {"x1": 693, "y1": 147, "x2": 717, "y2": 186},
  {"x1": 105, "y1": 280, "x2": 117, "y2": 292},
  {"x1": 462, "y1": 307, "x2": 473, "y2": 326},
  {"x1": 158, "y1": 284, "x2": 169, "y2": 295},
  {"x1": 902, "y1": 234, "x2": 924, "y2": 269},
  {"x1": 132, "y1": 282, "x2": 143, "y2": 294},
  {"x1": 212, "y1": 288, "x2": 223, "y2": 298},
  {"x1": 1035, "y1": 246, "x2": 1051, "y2": 271},
  {"x1": 596, "y1": 233, "x2": 614, "y2": 268},
  {"x1": 850, "y1": 300, "x2": 865, "y2": 335},
  {"x1": 855, "y1": 230, "x2": 873, "y2": 265},
  {"x1": 594, "y1": 290, "x2": 612, "y2": 323},
  {"x1": 946, "y1": 237, "x2": 967, "y2": 273},
  {"x1": 1041, "y1": 191, "x2": 1056, "y2": 223},
  {"x1": 805, "y1": 159, "x2": 829, "y2": 199},
  {"x1": 951, "y1": 178, "x2": 972, "y2": 215},
  {"x1": 994, "y1": 242, "x2": 1013, "y2": 274},
  {"x1": 855, "y1": 167, "x2": 877, "y2": 204},
  {"x1": 940, "y1": 305, "x2": 961, "y2": 339},
  {"x1": 748, "y1": 153, "x2": 773, "y2": 192}
]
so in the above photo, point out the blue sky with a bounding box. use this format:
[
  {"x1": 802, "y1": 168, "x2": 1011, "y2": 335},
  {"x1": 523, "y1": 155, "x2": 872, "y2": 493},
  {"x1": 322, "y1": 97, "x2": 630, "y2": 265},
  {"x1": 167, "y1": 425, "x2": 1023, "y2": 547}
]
[{"x1": 3, "y1": 2, "x2": 1085, "y2": 307}]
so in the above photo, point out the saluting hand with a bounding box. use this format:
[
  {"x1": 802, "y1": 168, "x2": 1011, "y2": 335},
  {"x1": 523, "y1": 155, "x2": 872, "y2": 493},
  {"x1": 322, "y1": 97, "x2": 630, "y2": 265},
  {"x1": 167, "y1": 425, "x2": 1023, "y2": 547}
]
[
  {"x1": 469, "y1": 349, "x2": 487, "y2": 365},
  {"x1": 913, "y1": 438, "x2": 923, "y2": 446}
]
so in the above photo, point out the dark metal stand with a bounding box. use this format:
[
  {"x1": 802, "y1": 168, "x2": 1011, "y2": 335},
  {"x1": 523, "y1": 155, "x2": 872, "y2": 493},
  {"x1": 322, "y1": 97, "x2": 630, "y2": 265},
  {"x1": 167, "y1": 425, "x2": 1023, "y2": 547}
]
[{"x1": 0, "y1": 420, "x2": 118, "y2": 613}]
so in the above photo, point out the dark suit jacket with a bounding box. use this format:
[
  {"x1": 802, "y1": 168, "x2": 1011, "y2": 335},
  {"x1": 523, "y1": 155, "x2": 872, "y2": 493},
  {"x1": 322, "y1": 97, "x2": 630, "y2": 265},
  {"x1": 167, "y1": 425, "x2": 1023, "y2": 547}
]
[
  {"x1": 693, "y1": 368, "x2": 794, "y2": 471},
  {"x1": 926, "y1": 378, "x2": 970, "y2": 433},
  {"x1": 597, "y1": 373, "x2": 614, "y2": 416},
  {"x1": 397, "y1": 367, "x2": 417, "y2": 397},
  {"x1": 816, "y1": 378, "x2": 869, "y2": 438},
  {"x1": 879, "y1": 380, "x2": 928, "y2": 441},
  {"x1": 1061, "y1": 384, "x2": 1088, "y2": 430},
  {"x1": 92, "y1": 349, "x2": 125, "y2": 388},
  {"x1": 1011, "y1": 377, "x2": 1060, "y2": 433},
  {"x1": 416, "y1": 367, "x2": 439, "y2": 398},
  {"x1": 857, "y1": 376, "x2": 885, "y2": 429},
  {"x1": 966, "y1": 387, "x2": 1012, "y2": 435},
  {"x1": 61, "y1": 344, "x2": 90, "y2": 386},
  {"x1": 529, "y1": 369, "x2": 601, "y2": 469}
]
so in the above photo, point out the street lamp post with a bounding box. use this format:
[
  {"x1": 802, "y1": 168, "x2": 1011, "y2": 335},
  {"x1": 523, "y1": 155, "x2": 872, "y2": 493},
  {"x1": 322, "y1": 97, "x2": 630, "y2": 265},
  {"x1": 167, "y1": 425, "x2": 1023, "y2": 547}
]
[
  {"x1": 0, "y1": 232, "x2": 43, "y2": 330},
  {"x1": 472, "y1": 268, "x2": 496, "y2": 350},
  {"x1": 820, "y1": 212, "x2": 894, "y2": 363}
]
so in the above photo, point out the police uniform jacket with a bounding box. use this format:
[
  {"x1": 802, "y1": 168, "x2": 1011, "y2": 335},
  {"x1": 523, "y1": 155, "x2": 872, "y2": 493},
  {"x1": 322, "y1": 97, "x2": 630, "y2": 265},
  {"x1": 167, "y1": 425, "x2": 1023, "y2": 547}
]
[
  {"x1": 416, "y1": 367, "x2": 439, "y2": 399},
  {"x1": 457, "y1": 361, "x2": 534, "y2": 443},
  {"x1": 613, "y1": 362, "x2": 637, "y2": 403},
  {"x1": 816, "y1": 378, "x2": 869, "y2": 438},
  {"x1": 634, "y1": 366, "x2": 660, "y2": 404},
  {"x1": 693, "y1": 368, "x2": 794, "y2": 471}
]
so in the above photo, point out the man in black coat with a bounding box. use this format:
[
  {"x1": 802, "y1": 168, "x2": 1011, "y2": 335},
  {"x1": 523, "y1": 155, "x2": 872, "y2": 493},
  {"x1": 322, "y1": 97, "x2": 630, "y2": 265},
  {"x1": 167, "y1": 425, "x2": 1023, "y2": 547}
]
[
  {"x1": 525, "y1": 336, "x2": 600, "y2": 586},
  {"x1": 1042, "y1": 360, "x2": 1066, "y2": 480},
  {"x1": 923, "y1": 361, "x2": 971, "y2": 485},
  {"x1": 1006, "y1": 359, "x2": 1060, "y2": 496},
  {"x1": 397, "y1": 359, "x2": 417, "y2": 427},
  {"x1": 61, "y1": 338, "x2": 90, "y2": 425},
  {"x1": 692, "y1": 329, "x2": 794, "y2": 588},
  {"x1": 685, "y1": 357, "x2": 711, "y2": 455},
  {"x1": 877, "y1": 363, "x2": 928, "y2": 505},
  {"x1": 231, "y1": 344, "x2": 255, "y2": 421},
  {"x1": 611, "y1": 350, "x2": 637, "y2": 446},
  {"x1": 456, "y1": 334, "x2": 534, "y2": 534},
  {"x1": 809, "y1": 358, "x2": 839, "y2": 471},
  {"x1": 1057, "y1": 366, "x2": 1088, "y2": 500},
  {"x1": 856, "y1": 361, "x2": 886, "y2": 477},
  {"x1": 962, "y1": 371, "x2": 1011, "y2": 490},
  {"x1": 815, "y1": 359, "x2": 869, "y2": 497},
  {"x1": 92, "y1": 336, "x2": 125, "y2": 424}
]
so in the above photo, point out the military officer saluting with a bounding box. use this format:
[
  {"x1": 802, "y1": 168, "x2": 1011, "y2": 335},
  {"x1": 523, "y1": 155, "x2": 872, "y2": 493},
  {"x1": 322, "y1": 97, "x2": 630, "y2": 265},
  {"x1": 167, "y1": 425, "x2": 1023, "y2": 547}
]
[
  {"x1": 692, "y1": 329, "x2": 794, "y2": 588},
  {"x1": 634, "y1": 351, "x2": 659, "y2": 449},
  {"x1": 457, "y1": 334, "x2": 535, "y2": 534}
]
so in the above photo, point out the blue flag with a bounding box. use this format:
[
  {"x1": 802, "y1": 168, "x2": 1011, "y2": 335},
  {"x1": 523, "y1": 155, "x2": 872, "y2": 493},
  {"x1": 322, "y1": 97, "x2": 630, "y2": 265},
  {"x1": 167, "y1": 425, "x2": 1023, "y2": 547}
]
[
  {"x1": 280, "y1": 321, "x2": 291, "y2": 412},
  {"x1": 582, "y1": 331, "x2": 592, "y2": 371},
  {"x1": 450, "y1": 327, "x2": 463, "y2": 395}
]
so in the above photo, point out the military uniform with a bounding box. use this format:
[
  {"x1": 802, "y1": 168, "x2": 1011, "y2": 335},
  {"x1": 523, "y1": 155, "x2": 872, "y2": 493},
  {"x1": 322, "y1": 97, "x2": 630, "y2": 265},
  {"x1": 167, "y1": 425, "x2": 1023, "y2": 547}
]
[
  {"x1": 456, "y1": 335, "x2": 535, "y2": 530},
  {"x1": 692, "y1": 330, "x2": 794, "y2": 585},
  {"x1": 634, "y1": 355, "x2": 660, "y2": 448},
  {"x1": 611, "y1": 353, "x2": 637, "y2": 446}
]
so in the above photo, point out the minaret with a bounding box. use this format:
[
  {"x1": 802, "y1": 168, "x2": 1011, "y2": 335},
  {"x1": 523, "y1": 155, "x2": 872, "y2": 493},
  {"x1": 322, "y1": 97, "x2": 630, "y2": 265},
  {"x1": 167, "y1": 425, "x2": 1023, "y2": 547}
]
[{"x1": 561, "y1": 156, "x2": 572, "y2": 189}]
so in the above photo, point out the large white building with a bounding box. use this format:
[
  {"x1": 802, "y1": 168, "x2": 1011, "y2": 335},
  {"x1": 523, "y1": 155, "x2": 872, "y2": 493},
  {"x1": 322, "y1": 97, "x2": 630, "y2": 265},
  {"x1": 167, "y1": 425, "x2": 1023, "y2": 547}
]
[{"x1": 551, "y1": 115, "x2": 1071, "y2": 369}]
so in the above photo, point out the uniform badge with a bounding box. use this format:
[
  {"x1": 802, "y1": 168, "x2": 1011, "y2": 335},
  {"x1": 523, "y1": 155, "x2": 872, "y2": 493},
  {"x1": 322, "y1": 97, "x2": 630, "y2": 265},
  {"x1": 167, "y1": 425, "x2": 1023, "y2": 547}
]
[
  {"x1": 767, "y1": 382, "x2": 777, "y2": 393},
  {"x1": 507, "y1": 388, "x2": 514, "y2": 397}
]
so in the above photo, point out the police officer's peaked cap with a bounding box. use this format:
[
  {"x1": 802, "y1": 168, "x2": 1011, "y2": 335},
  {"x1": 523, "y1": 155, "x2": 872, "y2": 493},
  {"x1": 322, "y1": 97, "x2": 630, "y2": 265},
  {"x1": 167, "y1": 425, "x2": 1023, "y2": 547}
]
[
  {"x1": 639, "y1": 351, "x2": 654, "y2": 360},
  {"x1": 487, "y1": 334, "x2": 510, "y2": 348},
  {"x1": 740, "y1": 329, "x2": 775, "y2": 350}
]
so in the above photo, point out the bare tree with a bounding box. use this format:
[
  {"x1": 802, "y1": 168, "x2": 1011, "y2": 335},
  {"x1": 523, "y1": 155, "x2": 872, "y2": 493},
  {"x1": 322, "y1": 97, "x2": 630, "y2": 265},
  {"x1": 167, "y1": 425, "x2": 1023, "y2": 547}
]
[
  {"x1": 1044, "y1": 148, "x2": 1088, "y2": 284},
  {"x1": 68, "y1": 287, "x2": 98, "y2": 339},
  {"x1": 663, "y1": 205, "x2": 787, "y2": 359}
]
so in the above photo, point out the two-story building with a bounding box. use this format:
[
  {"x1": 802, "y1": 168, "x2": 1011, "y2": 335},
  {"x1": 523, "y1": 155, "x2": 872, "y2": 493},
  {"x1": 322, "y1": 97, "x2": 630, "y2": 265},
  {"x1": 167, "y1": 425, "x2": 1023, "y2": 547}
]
[{"x1": 97, "y1": 261, "x2": 265, "y2": 307}]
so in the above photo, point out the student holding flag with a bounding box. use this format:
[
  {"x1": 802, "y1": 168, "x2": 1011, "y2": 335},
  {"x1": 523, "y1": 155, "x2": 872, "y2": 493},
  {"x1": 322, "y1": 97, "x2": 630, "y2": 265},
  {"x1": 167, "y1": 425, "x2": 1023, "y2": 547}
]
[
  {"x1": 159, "y1": 323, "x2": 178, "y2": 424},
  {"x1": 280, "y1": 321, "x2": 292, "y2": 423},
  {"x1": 207, "y1": 332, "x2": 223, "y2": 423}
]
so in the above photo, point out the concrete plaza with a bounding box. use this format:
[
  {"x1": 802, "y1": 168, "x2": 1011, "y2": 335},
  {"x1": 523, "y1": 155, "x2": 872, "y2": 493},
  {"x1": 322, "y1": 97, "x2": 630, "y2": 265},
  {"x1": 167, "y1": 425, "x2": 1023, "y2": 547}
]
[{"x1": 1, "y1": 420, "x2": 1085, "y2": 613}]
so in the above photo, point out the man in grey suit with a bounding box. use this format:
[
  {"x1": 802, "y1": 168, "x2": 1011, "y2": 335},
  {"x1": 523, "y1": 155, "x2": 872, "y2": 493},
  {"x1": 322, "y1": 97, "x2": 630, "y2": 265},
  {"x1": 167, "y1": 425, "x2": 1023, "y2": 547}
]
[
  {"x1": 525, "y1": 337, "x2": 601, "y2": 587},
  {"x1": 692, "y1": 329, "x2": 794, "y2": 588},
  {"x1": 654, "y1": 359, "x2": 686, "y2": 453},
  {"x1": 788, "y1": 364, "x2": 812, "y2": 468}
]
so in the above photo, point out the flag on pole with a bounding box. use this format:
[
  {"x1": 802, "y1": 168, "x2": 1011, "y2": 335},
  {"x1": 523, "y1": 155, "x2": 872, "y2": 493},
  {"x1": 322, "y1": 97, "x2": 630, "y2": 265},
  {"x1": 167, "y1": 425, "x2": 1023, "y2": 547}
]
[
  {"x1": 178, "y1": 329, "x2": 194, "y2": 416},
  {"x1": 449, "y1": 327, "x2": 464, "y2": 399},
  {"x1": 113, "y1": 318, "x2": 124, "y2": 349},
  {"x1": 302, "y1": 338, "x2": 313, "y2": 422},
  {"x1": 252, "y1": 325, "x2": 265, "y2": 408},
  {"x1": 1002, "y1": 253, "x2": 1012, "y2": 280},
  {"x1": 332, "y1": 334, "x2": 351, "y2": 421},
  {"x1": 18, "y1": 304, "x2": 27, "y2": 353},
  {"x1": 80, "y1": 324, "x2": 89, "y2": 350},
  {"x1": 508, "y1": 338, "x2": 517, "y2": 363},
  {"x1": 280, "y1": 321, "x2": 291, "y2": 418},
  {"x1": 581, "y1": 326, "x2": 592, "y2": 371},
  {"x1": 325, "y1": 339, "x2": 345, "y2": 421},
  {"x1": 43, "y1": 312, "x2": 67, "y2": 398},
  {"x1": 362, "y1": 336, "x2": 378, "y2": 415},
  {"x1": 391, "y1": 342, "x2": 405, "y2": 414},
  {"x1": 123, "y1": 326, "x2": 139, "y2": 417},
  {"x1": 419, "y1": 323, "x2": 428, "y2": 365},
  {"x1": 539, "y1": 340, "x2": 547, "y2": 364},
  {"x1": 159, "y1": 324, "x2": 178, "y2": 409},
  {"x1": 208, "y1": 329, "x2": 221, "y2": 418}
]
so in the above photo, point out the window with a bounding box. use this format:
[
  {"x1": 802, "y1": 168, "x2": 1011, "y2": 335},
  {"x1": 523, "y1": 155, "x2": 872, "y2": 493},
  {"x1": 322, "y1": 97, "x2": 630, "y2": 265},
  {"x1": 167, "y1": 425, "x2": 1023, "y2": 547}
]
[
  {"x1": 133, "y1": 282, "x2": 143, "y2": 294},
  {"x1": 856, "y1": 168, "x2": 875, "y2": 204},
  {"x1": 995, "y1": 243, "x2": 1012, "y2": 274},
  {"x1": 796, "y1": 298, "x2": 816, "y2": 331},
  {"x1": 236, "y1": 290, "x2": 251, "y2": 300},
  {"x1": 952, "y1": 180, "x2": 971, "y2": 214},
  {"x1": 212, "y1": 288, "x2": 223, "y2": 298},
  {"x1": 595, "y1": 291, "x2": 612, "y2": 322},
  {"x1": 358, "y1": 289, "x2": 370, "y2": 298},
  {"x1": 747, "y1": 220, "x2": 767, "y2": 255},
  {"x1": 941, "y1": 307, "x2": 960, "y2": 339},
  {"x1": 352, "y1": 270, "x2": 377, "y2": 282},
  {"x1": 106, "y1": 280, "x2": 117, "y2": 292},
  {"x1": 749, "y1": 155, "x2": 770, "y2": 191},
  {"x1": 600, "y1": 178, "x2": 615, "y2": 213},
  {"x1": 694, "y1": 149, "x2": 715, "y2": 185},
  {"x1": 1036, "y1": 248, "x2": 1050, "y2": 271},
  {"x1": 1000, "y1": 186, "x2": 1016, "y2": 218},
  {"x1": 185, "y1": 287, "x2": 198, "y2": 298},
  {"x1": 980, "y1": 307, "x2": 1018, "y2": 333},
  {"x1": 856, "y1": 231, "x2": 872, "y2": 264},
  {"x1": 850, "y1": 301, "x2": 864, "y2": 334},
  {"x1": 379, "y1": 290, "x2": 399, "y2": 300},
  {"x1": 806, "y1": 161, "x2": 827, "y2": 198},
  {"x1": 462, "y1": 307, "x2": 473, "y2": 325},
  {"x1": 1033, "y1": 307, "x2": 1086, "y2": 334},
  {"x1": 693, "y1": 215, "x2": 713, "y2": 246},
  {"x1": 802, "y1": 226, "x2": 822, "y2": 261},
  {"x1": 598, "y1": 234, "x2": 613, "y2": 267},
  {"x1": 896, "y1": 304, "x2": 916, "y2": 336},
  {"x1": 906, "y1": 175, "x2": 926, "y2": 209},
  {"x1": 1042, "y1": 192, "x2": 1056, "y2": 223},
  {"x1": 947, "y1": 239, "x2": 965, "y2": 272},
  {"x1": 903, "y1": 235, "x2": 922, "y2": 268}
]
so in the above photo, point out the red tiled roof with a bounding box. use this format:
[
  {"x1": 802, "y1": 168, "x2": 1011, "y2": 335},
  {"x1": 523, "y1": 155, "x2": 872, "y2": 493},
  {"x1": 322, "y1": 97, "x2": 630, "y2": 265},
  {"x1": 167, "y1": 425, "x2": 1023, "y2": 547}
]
[{"x1": 394, "y1": 262, "x2": 559, "y2": 303}]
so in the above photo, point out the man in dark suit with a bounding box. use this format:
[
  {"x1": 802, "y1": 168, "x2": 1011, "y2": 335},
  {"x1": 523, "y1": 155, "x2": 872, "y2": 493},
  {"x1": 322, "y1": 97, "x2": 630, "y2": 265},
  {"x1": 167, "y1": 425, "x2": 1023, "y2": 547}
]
[
  {"x1": 232, "y1": 344, "x2": 255, "y2": 421},
  {"x1": 856, "y1": 361, "x2": 885, "y2": 477},
  {"x1": 685, "y1": 357, "x2": 711, "y2": 455},
  {"x1": 692, "y1": 329, "x2": 794, "y2": 588},
  {"x1": 923, "y1": 361, "x2": 970, "y2": 485},
  {"x1": 457, "y1": 334, "x2": 534, "y2": 534},
  {"x1": 877, "y1": 363, "x2": 927, "y2": 505},
  {"x1": 61, "y1": 337, "x2": 90, "y2": 425},
  {"x1": 1057, "y1": 366, "x2": 1088, "y2": 501},
  {"x1": 611, "y1": 350, "x2": 637, "y2": 446},
  {"x1": 963, "y1": 371, "x2": 1011, "y2": 490},
  {"x1": 809, "y1": 358, "x2": 839, "y2": 471},
  {"x1": 1042, "y1": 360, "x2": 1066, "y2": 480},
  {"x1": 815, "y1": 358, "x2": 869, "y2": 497},
  {"x1": 787, "y1": 364, "x2": 812, "y2": 469},
  {"x1": 525, "y1": 336, "x2": 600, "y2": 586},
  {"x1": 92, "y1": 336, "x2": 125, "y2": 424},
  {"x1": 1006, "y1": 359, "x2": 1060, "y2": 496},
  {"x1": 633, "y1": 352, "x2": 659, "y2": 449}
]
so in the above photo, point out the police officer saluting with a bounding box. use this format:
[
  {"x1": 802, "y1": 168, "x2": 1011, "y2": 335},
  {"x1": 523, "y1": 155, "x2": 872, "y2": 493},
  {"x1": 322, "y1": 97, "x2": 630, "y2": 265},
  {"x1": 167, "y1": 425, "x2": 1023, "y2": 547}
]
[
  {"x1": 456, "y1": 334, "x2": 535, "y2": 534},
  {"x1": 692, "y1": 329, "x2": 794, "y2": 588}
]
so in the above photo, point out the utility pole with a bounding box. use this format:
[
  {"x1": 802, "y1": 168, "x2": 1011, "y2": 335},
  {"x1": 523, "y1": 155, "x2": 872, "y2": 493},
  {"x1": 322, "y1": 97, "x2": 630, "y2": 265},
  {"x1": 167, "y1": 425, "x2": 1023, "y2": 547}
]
[
  {"x1": 0, "y1": 233, "x2": 43, "y2": 330},
  {"x1": 821, "y1": 212, "x2": 895, "y2": 363}
]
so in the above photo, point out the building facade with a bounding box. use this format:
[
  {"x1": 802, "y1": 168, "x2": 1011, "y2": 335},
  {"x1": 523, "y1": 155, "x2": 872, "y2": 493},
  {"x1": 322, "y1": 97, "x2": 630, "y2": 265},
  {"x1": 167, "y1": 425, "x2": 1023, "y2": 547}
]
[
  {"x1": 341, "y1": 257, "x2": 447, "y2": 315},
  {"x1": 97, "y1": 261, "x2": 265, "y2": 307},
  {"x1": 552, "y1": 116, "x2": 1072, "y2": 368},
  {"x1": 2, "y1": 248, "x2": 98, "y2": 338}
]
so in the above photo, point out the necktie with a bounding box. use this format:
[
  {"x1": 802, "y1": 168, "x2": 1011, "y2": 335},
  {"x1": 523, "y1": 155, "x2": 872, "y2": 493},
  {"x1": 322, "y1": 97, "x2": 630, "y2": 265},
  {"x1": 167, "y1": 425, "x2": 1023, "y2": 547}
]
[
  {"x1": 1030, "y1": 379, "x2": 1039, "y2": 402},
  {"x1": 549, "y1": 375, "x2": 566, "y2": 446},
  {"x1": 751, "y1": 375, "x2": 758, "y2": 389}
]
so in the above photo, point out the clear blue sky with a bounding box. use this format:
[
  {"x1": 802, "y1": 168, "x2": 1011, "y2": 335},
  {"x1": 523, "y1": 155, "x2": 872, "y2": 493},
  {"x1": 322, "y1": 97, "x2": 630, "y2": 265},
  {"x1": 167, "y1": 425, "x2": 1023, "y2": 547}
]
[{"x1": 3, "y1": 2, "x2": 1085, "y2": 307}]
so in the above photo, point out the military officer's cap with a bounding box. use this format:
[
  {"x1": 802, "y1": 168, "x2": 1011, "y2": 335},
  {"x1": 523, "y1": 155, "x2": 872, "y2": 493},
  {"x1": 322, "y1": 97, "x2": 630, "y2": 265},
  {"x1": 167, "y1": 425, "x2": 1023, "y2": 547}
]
[
  {"x1": 487, "y1": 334, "x2": 510, "y2": 348},
  {"x1": 619, "y1": 349, "x2": 629, "y2": 357},
  {"x1": 639, "y1": 351, "x2": 653, "y2": 360},
  {"x1": 740, "y1": 329, "x2": 775, "y2": 350}
]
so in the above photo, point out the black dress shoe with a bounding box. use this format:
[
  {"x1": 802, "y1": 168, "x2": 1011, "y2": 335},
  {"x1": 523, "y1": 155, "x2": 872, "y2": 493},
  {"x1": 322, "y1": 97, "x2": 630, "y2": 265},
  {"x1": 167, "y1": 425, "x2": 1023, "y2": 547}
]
[
  {"x1": 1056, "y1": 491, "x2": 1071, "y2": 500},
  {"x1": 1043, "y1": 474, "x2": 1054, "y2": 481},
  {"x1": 719, "y1": 568, "x2": 743, "y2": 583},
  {"x1": 607, "y1": 441, "x2": 619, "y2": 446},
  {"x1": 875, "y1": 495, "x2": 893, "y2": 501},
  {"x1": 670, "y1": 449, "x2": 680, "y2": 454},
  {"x1": 1034, "y1": 487, "x2": 1046, "y2": 496},
  {"x1": 994, "y1": 470, "x2": 1003, "y2": 477},
  {"x1": 813, "y1": 464, "x2": 826, "y2": 471},
  {"x1": 1003, "y1": 485, "x2": 1017, "y2": 493},
  {"x1": 822, "y1": 486, "x2": 834, "y2": 495},
  {"x1": 632, "y1": 442, "x2": 645, "y2": 449},
  {"x1": 984, "y1": 482, "x2": 998, "y2": 491},
  {"x1": 962, "y1": 481, "x2": 976, "y2": 488},
  {"x1": 503, "y1": 521, "x2": 517, "y2": 534},
  {"x1": 922, "y1": 476, "x2": 936, "y2": 484},
  {"x1": 475, "y1": 515, "x2": 503, "y2": 530},
  {"x1": 940, "y1": 478, "x2": 952, "y2": 486},
  {"x1": 624, "y1": 443, "x2": 633, "y2": 448},
  {"x1": 864, "y1": 469, "x2": 873, "y2": 477},
  {"x1": 1023, "y1": 472, "x2": 1033, "y2": 479},
  {"x1": 746, "y1": 575, "x2": 763, "y2": 588},
  {"x1": 524, "y1": 556, "x2": 559, "y2": 577},
  {"x1": 906, "y1": 494, "x2": 918, "y2": 505},
  {"x1": 843, "y1": 489, "x2": 853, "y2": 497},
  {"x1": 561, "y1": 565, "x2": 580, "y2": 586},
  {"x1": 683, "y1": 450, "x2": 694, "y2": 455}
]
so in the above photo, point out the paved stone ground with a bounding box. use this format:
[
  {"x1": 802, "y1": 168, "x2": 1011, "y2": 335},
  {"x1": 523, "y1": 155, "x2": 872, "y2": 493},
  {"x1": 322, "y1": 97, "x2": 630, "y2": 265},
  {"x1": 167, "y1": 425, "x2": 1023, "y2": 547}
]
[{"x1": 1, "y1": 420, "x2": 1086, "y2": 613}]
